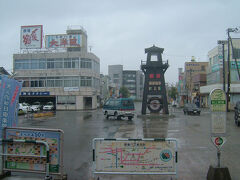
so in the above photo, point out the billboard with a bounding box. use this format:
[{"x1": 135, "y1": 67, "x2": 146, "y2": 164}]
[
  {"x1": 45, "y1": 34, "x2": 82, "y2": 48},
  {"x1": 20, "y1": 25, "x2": 43, "y2": 49},
  {"x1": 0, "y1": 75, "x2": 23, "y2": 138},
  {"x1": 93, "y1": 138, "x2": 178, "y2": 175}
]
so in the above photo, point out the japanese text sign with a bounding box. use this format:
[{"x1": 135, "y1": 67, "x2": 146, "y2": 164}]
[
  {"x1": 0, "y1": 75, "x2": 23, "y2": 138},
  {"x1": 210, "y1": 89, "x2": 226, "y2": 112},
  {"x1": 210, "y1": 89, "x2": 227, "y2": 137},
  {"x1": 45, "y1": 34, "x2": 82, "y2": 48},
  {"x1": 93, "y1": 138, "x2": 177, "y2": 175},
  {"x1": 20, "y1": 25, "x2": 43, "y2": 49}
]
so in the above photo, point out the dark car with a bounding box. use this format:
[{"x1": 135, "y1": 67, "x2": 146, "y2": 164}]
[
  {"x1": 234, "y1": 101, "x2": 240, "y2": 126},
  {"x1": 183, "y1": 103, "x2": 201, "y2": 115}
]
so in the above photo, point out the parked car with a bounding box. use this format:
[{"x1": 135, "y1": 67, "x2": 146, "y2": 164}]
[
  {"x1": 43, "y1": 102, "x2": 54, "y2": 110},
  {"x1": 234, "y1": 101, "x2": 240, "y2": 126},
  {"x1": 30, "y1": 101, "x2": 41, "y2": 112},
  {"x1": 102, "y1": 98, "x2": 135, "y2": 120},
  {"x1": 183, "y1": 103, "x2": 201, "y2": 115},
  {"x1": 19, "y1": 103, "x2": 31, "y2": 113}
]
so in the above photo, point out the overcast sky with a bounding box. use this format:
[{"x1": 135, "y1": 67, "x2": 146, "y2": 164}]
[{"x1": 0, "y1": 0, "x2": 240, "y2": 84}]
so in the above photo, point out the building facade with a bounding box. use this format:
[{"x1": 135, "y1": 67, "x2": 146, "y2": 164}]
[
  {"x1": 200, "y1": 38, "x2": 240, "y2": 109},
  {"x1": 108, "y1": 65, "x2": 123, "y2": 96},
  {"x1": 13, "y1": 27, "x2": 100, "y2": 110},
  {"x1": 122, "y1": 70, "x2": 144, "y2": 100},
  {"x1": 107, "y1": 65, "x2": 144, "y2": 100},
  {"x1": 184, "y1": 58, "x2": 208, "y2": 103}
]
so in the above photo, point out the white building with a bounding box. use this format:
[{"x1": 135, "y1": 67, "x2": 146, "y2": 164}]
[
  {"x1": 13, "y1": 27, "x2": 100, "y2": 110},
  {"x1": 200, "y1": 38, "x2": 240, "y2": 109}
]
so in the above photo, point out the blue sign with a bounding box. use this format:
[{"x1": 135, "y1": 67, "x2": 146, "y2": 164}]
[
  {"x1": 0, "y1": 75, "x2": 23, "y2": 138},
  {"x1": 21, "y1": 91, "x2": 50, "y2": 96}
]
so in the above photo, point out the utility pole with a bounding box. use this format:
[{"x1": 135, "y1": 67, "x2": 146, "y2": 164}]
[
  {"x1": 227, "y1": 29, "x2": 231, "y2": 112},
  {"x1": 218, "y1": 40, "x2": 227, "y2": 92}
]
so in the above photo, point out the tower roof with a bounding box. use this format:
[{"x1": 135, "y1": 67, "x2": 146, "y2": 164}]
[{"x1": 145, "y1": 45, "x2": 164, "y2": 54}]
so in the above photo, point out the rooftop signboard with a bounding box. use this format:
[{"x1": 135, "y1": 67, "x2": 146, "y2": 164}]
[
  {"x1": 20, "y1": 25, "x2": 43, "y2": 49},
  {"x1": 45, "y1": 34, "x2": 82, "y2": 48}
]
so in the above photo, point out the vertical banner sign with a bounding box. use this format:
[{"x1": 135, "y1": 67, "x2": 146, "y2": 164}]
[
  {"x1": 210, "y1": 89, "x2": 227, "y2": 149},
  {"x1": 20, "y1": 25, "x2": 43, "y2": 49},
  {"x1": 0, "y1": 75, "x2": 23, "y2": 138}
]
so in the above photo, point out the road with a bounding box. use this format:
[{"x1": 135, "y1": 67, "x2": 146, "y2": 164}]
[{"x1": 3, "y1": 102, "x2": 240, "y2": 180}]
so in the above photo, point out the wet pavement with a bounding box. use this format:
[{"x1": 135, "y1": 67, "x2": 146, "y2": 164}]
[{"x1": 2, "y1": 103, "x2": 240, "y2": 180}]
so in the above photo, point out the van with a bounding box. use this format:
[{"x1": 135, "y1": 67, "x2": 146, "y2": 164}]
[{"x1": 102, "y1": 98, "x2": 135, "y2": 120}]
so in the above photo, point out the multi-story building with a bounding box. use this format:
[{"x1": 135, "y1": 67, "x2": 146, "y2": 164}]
[
  {"x1": 177, "y1": 68, "x2": 187, "y2": 107},
  {"x1": 107, "y1": 65, "x2": 144, "y2": 100},
  {"x1": 200, "y1": 38, "x2": 240, "y2": 109},
  {"x1": 122, "y1": 70, "x2": 144, "y2": 100},
  {"x1": 184, "y1": 57, "x2": 208, "y2": 103},
  {"x1": 108, "y1": 65, "x2": 123, "y2": 89},
  {"x1": 13, "y1": 27, "x2": 100, "y2": 110}
]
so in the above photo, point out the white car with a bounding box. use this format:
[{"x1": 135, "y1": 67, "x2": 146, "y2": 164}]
[
  {"x1": 19, "y1": 103, "x2": 31, "y2": 113},
  {"x1": 30, "y1": 102, "x2": 41, "y2": 112},
  {"x1": 43, "y1": 102, "x2": 54, "y2": 110}
]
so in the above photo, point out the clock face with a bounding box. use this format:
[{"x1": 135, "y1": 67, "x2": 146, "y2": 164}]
[
  {"x1": 149, "y1": 99, "x2": 161, "y2": 110},
  {"x1": 147, "y1": 97, "x2": 162, "y2": 112}
]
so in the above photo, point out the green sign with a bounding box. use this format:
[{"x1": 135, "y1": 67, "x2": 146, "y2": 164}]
[{"x1": 210, "y1": 89, "x2": 226, "y2": 112}]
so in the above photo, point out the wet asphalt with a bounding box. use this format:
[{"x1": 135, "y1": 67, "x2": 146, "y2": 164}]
[{"x1": 2, "y1": 102, "x2": 240, "y2": 180}]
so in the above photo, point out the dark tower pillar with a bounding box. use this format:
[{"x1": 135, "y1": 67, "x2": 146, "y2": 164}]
[{"x1": 141, "y1": 45, "x2": 169, "y2": 114}]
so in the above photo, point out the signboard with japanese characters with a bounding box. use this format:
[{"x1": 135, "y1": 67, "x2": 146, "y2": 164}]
[
  {"x1": 20, "y1": 25, "x2": 43, "y2": 49},
  {"x1": 45, "y1": 34, "x2": 82, "y2": 48},
  {"x1": 210, "y1": 89, "x2": 227, "y2": 149},
  {"x1": 0, "y1": 75, "x2": 23, "y2": 138},
  {"x1": 21, "y1": 91, "x2": 50, "y2": 96},
  {"x1": 93, "y1": 138, "x2": 178, "y2": 175}
]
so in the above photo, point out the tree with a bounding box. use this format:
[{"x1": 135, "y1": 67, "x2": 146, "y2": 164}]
[
  {"x1": 168, "y1": 86, "x2": 178, "y2": 100},
  {"x1": 119, "y1": 86, "x2": 130, "y2": 98}
]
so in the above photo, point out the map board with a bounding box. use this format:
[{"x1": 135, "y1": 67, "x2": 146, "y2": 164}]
[
  {"x1": 93, "y1": 138, "x2": 177, "y2": 175},
  {"x1": 3, "y1": 127, "x2": 64, "y2": 175}
]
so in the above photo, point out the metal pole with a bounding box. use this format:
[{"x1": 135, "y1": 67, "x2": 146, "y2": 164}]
[
  {"x1": 217, "y1": 149, "x2": 221, "y2": 168},
  {"x1": 222, "y1": 43, "x2": 226, "y2": 92},
  {"x1": 227, "y1": 30, "x2": 231, "y2": 112}
]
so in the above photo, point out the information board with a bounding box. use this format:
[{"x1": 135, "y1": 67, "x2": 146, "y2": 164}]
[
  {"x1": 93, "y1": 138, "x2": 177, "y2": 175},
  {"x1": 210, "y1": 89, "x2": 227, "y2": 149},
  {"x1": 3, "y1": 127, "x2": 63, "y2": 175}
]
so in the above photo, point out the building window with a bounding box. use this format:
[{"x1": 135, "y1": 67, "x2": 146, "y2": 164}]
[
  {"x1": 201, "y1": 66, "x2": 205, "y2": 71},
  {"x1": 64, "y1": 58, "x2": 72, "y2": 68},
  {"x1": 72, "y1": 58, "x2": 79, "y2": 69},
  {"x1": 81, "y1": 76, "x2": 92, "y2": 86},
  {"x1": 55, "y1": 77, "x2": 63, "y2": 87},
  {"x1": 47, "y1": 59, "x2": 54, "y2": 69},
  {"x1": 113, "y1": 79, "x2": 119, "y2": 83},
  {"x1": 54, "y1": 58, "x2": 63, "y2": 68},
  {"x1": 57, "y1": 96, "x2": 76, "y2": 104},
  {"x1": 81, "y1": 59, "x2": 92, "y2": 68},
  {"x1": 113, "y1": 74, "x2": 119, "y2": 78}
]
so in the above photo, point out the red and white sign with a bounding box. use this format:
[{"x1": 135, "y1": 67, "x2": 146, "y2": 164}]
[{"x1": 20, "y1": 25, "x2": 43, "y2": 49}]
